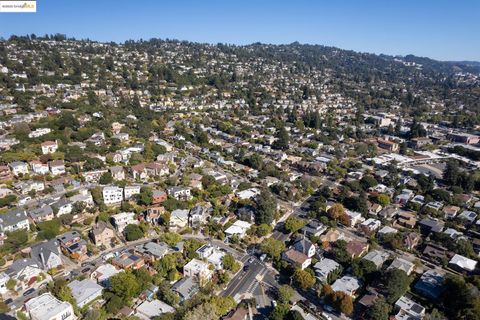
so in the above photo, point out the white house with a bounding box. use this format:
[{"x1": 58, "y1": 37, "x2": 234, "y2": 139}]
[
  {"x1": 449, "y1": 254, "x2": 477, "y2": 272},
  {"x1": 331, "y1": 276, "x2": 361, "y2": 296},
  {"x1": 111, "y1": 212, "x2": 137, "y2": 233},
  {"x1": 135, "y1": 299, "x2": 175, "y2": 320},
  {"x1": 169, "y1": 209, "x2": 190, "y2": 230},
  {"x1": 41, "y1": 140, "x2": 58, "y2": 154},
  {"x1": 28, "y1": 128, "x2": 52, "y2": 138},
  {"x1": 68, "y1": 279, "x2": 103, "y2": 308},
  {"x1": 0, "y1": 272, "x2": 9, "y2": 294},
  {"x1": 166, "y1": 186, "x2": 192, "y2": 200},
  {"x1": 30, "y1": 161, "x2": 50, "y2": 175},
  {"x1": 49, "y1": 160, "x2": 66, "y2": 176},
  {"x1": 5, "y1": 258, "x2": 43, "y2": 291},
  {"x1": 124, "y1": 185, "x2": 141, "y2": 200},
  {"x1": 9, "y1": 161, "x2": 29, "y2": 176},
  {"x1": 25, "y1": 293, "x2": 76, "y2": 320},
  {"x1": 0, "y1": 209, "x2": 30, "y2": 232},
  {"x1": 183, "y1": 258, "x2": 213, "y2": 284},
  {"x1": 103, "y1": 186, "x2": 124, "y2": 205},
  {"x1": 225, "y1": 220, "x2": 252, "y2": 239}
]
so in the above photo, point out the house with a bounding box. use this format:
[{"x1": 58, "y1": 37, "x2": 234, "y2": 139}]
[
  {"x1": 414, "y1": 269, "x2": 445, "y2": 299},
  {"x1": 282, "y1": 248, "x2": 312, "y2": 270},
  {"x1": 91, "y1": 263, "x2": 123, "y2": 287},
  {"x1": 28, "y1": 205, "x2": 55, "y2": 223},
  {"x1": 49, "y1": 160, "x2": 66, "y2": 175},
  {"x1": 112, "y1": 252, "x2": 145, "y2": 270},
  {"x1": 189, "y1": 205, "x2": 209, "y2": 226},
  {"x1": 293, "y1": 237, "x2": 316, "y2": 258},
  {"x1": 409, "y1": 137, "x2": 432, "y2": 149},
  {"x1": 313, "y1": 258, "x2": 341, "y2": 283},
  {"x1": 90, "y1": 221, "x2": 116, "y2": 247},
  {"x1": 134, "y1": 241, "x2": 171, "y2": 262},
  {"x1": 320, "y1": 229, "x2": 345, "y2": 243},
  {"x1": 166, "y1": 186, "x2": 192, "y2": 200},
  {"x1": 30, "y1": 160, "x2": 50, "y2": 175},
  {"x1": 457, "y1": 210, "x2": 477, "y2": 223},
  {"x1": 331, "y1": 276, "x2": 361, "y2": 296},
  {"x1": 9, "y1": 161, "x2": 29, "y2": 176},
  {"x1": 419, "y1": 218, "x2": 444, "y2": 235},
  {"x1": 360, "y1": 218, "x2": 381, "y2": 235},
  {"x1": 225, "y1": 220, "x2": 252, "y2": 239},
  {"x1": 135, "y1": 299, "x2": 175, "y2": 320},
  {"x1": 449, "y1": 254, "x2": 477, "y2": 272},
  {"x1": 31, "y1": 239, "x2": 63, "y2": 271},
  {"x1": 172, "y1": 276, "x2": 199, "y2": 301},
  {"x1": 57, "y1": 231, "x2": 88, "y2": 261},
  {"x1": 0, "y1": 272, "x2": 9, "y2": 294},
  {"x1": 301, "y1": 220, "x2": 328, "y2": 237},
  {"x1": 124, "y1": 185, "x2": 141, "y2": 200},
  {"x1": 423, "y1": 243, "x2": 454, "y2": 262},
  {"x1": 25, "y1": 292, "x2": 76, "y2": 320},
  {"x1": 363, "y1": 250, "x2": 390, "y2": 269},
  {"x1": 145, "y1": 206, "x2": 165, "y2": 225},
  {"x1": 169, "y1": 209, "x2": 190, "y2": 230},
  {"x1": 443, "y1": 205, "x2": 460, "y2": 219},
  {"x1": 0, "y1": 208, "x2": 29, "y2": 232},
  {"x1": 111, "y1": 212, "x2": 138, "y2": 233},
  {"x1": 109, "y1": 166, "x2": 125, "y2": 181},
  {"x1": 103, "y1": 186, "x2": 123, "y2": 205},
  {"x1": 344, "y1": 210, "x2": 364, "y2": 227},
  {"x1": 183, "y1": 258, "x2": 214, "y2": 284},
  {"x1": 394, "y1": 296, "x2": 425, "y2": 320},
  {"x1": 52, "y1": 198, "x2": 73, "y2": 216},
  {"x1": 41, "y1": 140, "x2": 58, "y2": 154},
  {"x1": 68, "y1": 279, "x2": 103, "y2": 308},
  {"x1": 0, "y1": 165, "x2": 13, "y2": 182},
  {"x1": 152, "y1": 190, "x2": 168, "y2": 204},
  {"x1": 377, "y1": 138, "x2": 399, "y2": 152},
  {"x1": 395, "y1": 189, "x2": 414, "y2": 205},
  {"x1": 388, "y1": 257, "x2": 415, "y2": 275},
  {"x1": 346, "y1": 240, "x2": 369, "y2": 258},
  {"x1": 395, "y1": 211, "x2": 417, "y2": 229},
  {"x1": 5, "y1": 258, "x2": 43, "y2": 291},
  {"x1": 404, "y1": 232, "x2": 422, "y2": 250},
  {"x1": 378, "y1": 225, "x2": 398, "y2": 237},
  {"x1": 223, "y1": 306, "x2": 252, "y2": 320}
]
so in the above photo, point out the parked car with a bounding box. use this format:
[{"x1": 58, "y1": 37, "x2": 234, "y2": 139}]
[{"x1": 23, "y1": 288, "x2": 35, "y2": 296}]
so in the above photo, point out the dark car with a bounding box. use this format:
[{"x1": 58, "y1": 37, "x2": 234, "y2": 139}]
[
  {"x1": 81, "y1": 267, "x2": 91, "y2": 273},
  {"x1": 4, "y1": 298, "x2": 13, "y2": 305},
  {"x1": 23, "y1": 288, "x2": 35, "y2": 296},
  {"x1": 243, "y1": 265, "x2": 250, "y2": 272}
]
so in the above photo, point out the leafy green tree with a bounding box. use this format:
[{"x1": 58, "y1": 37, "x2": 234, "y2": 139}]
[
  {"x1": 376, "y1": 194, "x2": 390, "y2": 206},
  {"x1": 332, "y1": 291, "x2": 353, "y2": 315},
  {"x1": 159, "y1": 232, "x2": 181, "y2": 246},
  {"x1": 99, "y1": 172, "x2": 113, "y2": 185},
  {"x1": 293, "y1": 269, "x2": 316, "y2": 290},
  {"x1": 327, "y1": 203, "x2": 345, "y2": 221},
  {"x1": 273, "y1": 125, "x2": 289, "y2": 150},
  {"x1": 124, "y1": 224, "x2": 143, "y2": 241},
  {"x1": 222, "y1": 254, "x2": 239, "y2": 272},
  {"x1": 260, "y1": 238, "x2": 285, "y2": 260},
  {"x1": 137, "y1": 187, "x2": 153, "y2": 206},
  {"x1": 365, "y1": 297, "x2": 392, "y2": 320},
  {"x1": 284, "y1": 217, "x2": 307, "y2": 234},
  {"x1": 184, "y1": 302, "x2": 219, "y2": 320},
  {"x1": 383, "y1": 269, "x2": 411, "y2": 303},
  {"x1": 109, "y1": 271, "x2": 140, "y2": 300},
  {"x1": 255, "y1": 189, "x2": 277, "y2": 225},
  {"x1": 278, "y1": 285, "x2": 295, "y2": 303},
  {"x1": 209, "y1": 296, "x2": 236, "y2": 316},
  {"x1": 269, "y1": 303, "x2": 290, "y2": 320}
]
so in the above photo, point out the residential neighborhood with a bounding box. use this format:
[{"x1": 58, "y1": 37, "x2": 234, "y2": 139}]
[{"x1": 0, "y1": 27, "x2": 479, "y2": 320}]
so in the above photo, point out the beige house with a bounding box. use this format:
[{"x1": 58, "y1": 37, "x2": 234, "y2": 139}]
[{"x1": 90, "y1": 221, "x2": 116, "y2": 247}]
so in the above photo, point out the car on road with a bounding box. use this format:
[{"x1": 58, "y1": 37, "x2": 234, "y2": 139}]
[
  {"x1": 4, "y1": 298, "x2": 13, "y2": 305},
  {"x1": 260, "y1": 253, "x2": 267, "y2": 261},
  {"x1": 248, "y1": 257, "x2": 255, "y2": 263},
  {"x1": 243, "y1": 265, "x2": 250, "y2": 272},
  {"x1": 23, "y1": 288, "x2": 35, "y2": 296},
  {"x1": 81, "y1": 267, "x2": 91, "y2": 273}
]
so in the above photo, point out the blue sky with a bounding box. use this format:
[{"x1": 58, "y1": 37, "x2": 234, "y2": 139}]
[{"x1": 0, "y1": 0, "x2": 479, "y2": 61}]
